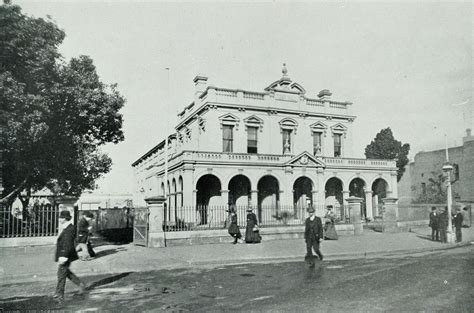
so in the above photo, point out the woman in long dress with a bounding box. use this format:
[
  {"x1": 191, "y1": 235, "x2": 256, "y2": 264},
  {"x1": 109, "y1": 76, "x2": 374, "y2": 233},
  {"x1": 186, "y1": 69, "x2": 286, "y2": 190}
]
[
  {"x1": 227, "y1": 208, "x2": 242, "y2": 244},
  {"x1": 245, "y1": 208, "x2": 261, "y2": 243},
  {"x1": 324, "y1": 206, "x2": 338, "y2": 240}
]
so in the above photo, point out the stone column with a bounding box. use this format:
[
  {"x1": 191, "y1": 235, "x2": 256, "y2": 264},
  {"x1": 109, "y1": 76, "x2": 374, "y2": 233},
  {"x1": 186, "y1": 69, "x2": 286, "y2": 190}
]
[
  {"x1": 316, "y1": 169, "x2": 325, "y2": 205},
  {"x1": 382, "y1": 197, "x2": 399, "y2": 233},
  {"x1": 390, "y1": 171, "x2": 398, "y2": 198},
  {"x1": 182, "y1": 165, "x2": 194, "y2": 206},
  {"x1": 145, "y1": 196, "x2": 166, "y2": 248},
  {"x1": 347, "y1": 196, "x2": 364, "y2": 235},
  {"x1": 364, "y1": 190, "x2": 374, "y2": 221},
  {"x1": 220, "y1": 190, "x2": 229, "y2": 206},
  {"x1": 250, "y1": 190, "x2": 258, "y2": 209},
  {"x1": 342, "y1": 190, "x2": 350, "y2": 220}
]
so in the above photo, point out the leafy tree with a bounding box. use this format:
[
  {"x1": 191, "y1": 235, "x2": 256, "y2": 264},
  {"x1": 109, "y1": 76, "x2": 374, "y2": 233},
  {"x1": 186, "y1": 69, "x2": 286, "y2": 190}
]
[
  {"x1": 0, "y1": 3, "x2": 125, "y2": 208},
  {"x1": 413, "y1": 172, "x2": 447, "y2": 204},
  {"x1": 365, "y1": 128, "x2": 410, "y2": 181}
]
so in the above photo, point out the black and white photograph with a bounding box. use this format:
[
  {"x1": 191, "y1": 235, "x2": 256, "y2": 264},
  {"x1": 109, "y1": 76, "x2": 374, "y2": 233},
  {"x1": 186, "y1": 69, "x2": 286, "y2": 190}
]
[{"x1": 0, "y1": 0, "x2": 472, "y2": 311}]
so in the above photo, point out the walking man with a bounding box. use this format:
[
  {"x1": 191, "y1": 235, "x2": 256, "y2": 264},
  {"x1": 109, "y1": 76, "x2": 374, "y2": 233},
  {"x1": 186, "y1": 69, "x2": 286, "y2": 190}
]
[
  {"x1": 304, "y1": 207, "x2": 324, "y2": 267},
  {"x1": 76, "y1": 212, "x2": 95, "y2": 260},
  {"x1": 54, "y1": 210, "x2": 86, "y2": 303},
  {"x1": 453, "y1": 208, "x2": 463, "y2": 242},
  {"x1": 429, "y1": 207, "x2": 439, "y2": 241}
]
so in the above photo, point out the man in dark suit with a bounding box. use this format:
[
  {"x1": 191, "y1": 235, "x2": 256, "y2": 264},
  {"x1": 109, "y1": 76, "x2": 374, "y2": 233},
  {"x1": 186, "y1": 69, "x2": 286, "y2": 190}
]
[
  {"x1": 304, "y1": 207, "x2": 324, "y2": 267},
  {"x1": 453, "y1": 208, "x2": 463, "y2": 242},
  {"x1": 76, "y1": 212, "x2": 95, "y2": 260},
  {"x1": 54, "y1": 210, "x2": 86, "y2": 303},
  {"x1": 429, "y1": 207, "x2": 439, "y2": 241},
  {"x1": 439, "y1": 207, "x2": 449, "y2": 243}
]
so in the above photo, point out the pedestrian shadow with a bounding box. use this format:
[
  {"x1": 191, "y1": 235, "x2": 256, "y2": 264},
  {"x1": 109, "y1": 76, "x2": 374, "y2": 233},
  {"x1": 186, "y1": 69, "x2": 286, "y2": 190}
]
[
  {"x1": 416, "y1": 235, "x2": 439, "y2": 242},
  {"x1": 93, "y1": 248, "x2": 120, "y2": 259},
  {"x1": 85, "y1": 272, "x2": 132, "y2": 290},
  {"x1": 0, "y1": 295, "x2": 60, "y2": 310},
  {"x1": 0, "y1": 273, "x2": 133, "y2": 311}
]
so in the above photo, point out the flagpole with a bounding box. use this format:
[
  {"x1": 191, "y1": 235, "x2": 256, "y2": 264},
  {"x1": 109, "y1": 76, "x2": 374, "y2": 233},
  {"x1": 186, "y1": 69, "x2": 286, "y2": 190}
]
[{"x1": 164, "y1": 67, "x2": 170, "y2": 219}]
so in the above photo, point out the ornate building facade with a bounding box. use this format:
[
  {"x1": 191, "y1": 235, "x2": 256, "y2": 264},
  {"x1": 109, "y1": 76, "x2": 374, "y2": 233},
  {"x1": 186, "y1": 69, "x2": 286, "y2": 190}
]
[{"x1": 132, "y1": 66, "x2": 397, "y2": 223}]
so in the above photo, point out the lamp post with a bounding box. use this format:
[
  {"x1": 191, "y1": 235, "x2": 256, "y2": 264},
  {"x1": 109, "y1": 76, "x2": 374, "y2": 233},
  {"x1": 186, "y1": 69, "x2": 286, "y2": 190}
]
[{"x1": 442, "y1": 133, "x2": 455, "y2": 243}]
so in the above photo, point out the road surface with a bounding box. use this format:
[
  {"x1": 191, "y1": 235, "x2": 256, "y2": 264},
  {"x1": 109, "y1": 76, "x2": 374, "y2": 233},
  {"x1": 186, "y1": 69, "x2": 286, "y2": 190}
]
[{"x1": 1, "y1": 245, "x2": 473, "y2": 312}]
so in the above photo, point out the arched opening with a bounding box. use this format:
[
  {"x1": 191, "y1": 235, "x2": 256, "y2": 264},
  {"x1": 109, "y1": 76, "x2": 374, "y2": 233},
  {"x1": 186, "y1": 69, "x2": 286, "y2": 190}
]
[
  {"x1": 293, "y1": 177, "x2": 313, "y2": 218},
  {"x1": 160, "y1": 182, "x2": 165, "y2": 197},
  {"x1": 166, "y1": 181, "x2": 170, "y2": 220},
  {"x1": 257, "y1": 175, "x2": 279, "y2": 222},
  {"x1": 171, "y1": 178, "x2": 177, "y2": 222},
  {"x1": 372, "y1": 178, "x2": 388, "y2": 216},
  {"x1": 325, "y1": 177, "x2": 344, "y2": 218},
  {"x1": 196, "y1": 174, "x2": 222, "y2": 225},
  {"x1": 228, "y1": 175, "x2": 251, "y2": 208},
  {"x1": 178, "y1": 176, "x2": 183, "y2": 208},
  {"x1": 349, "y1": 178, "x2": 367, "y2": 219}
]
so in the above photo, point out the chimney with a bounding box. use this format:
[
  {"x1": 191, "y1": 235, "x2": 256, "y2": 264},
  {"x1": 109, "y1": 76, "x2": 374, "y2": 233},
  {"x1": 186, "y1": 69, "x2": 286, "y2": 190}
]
[
  {"x1": 463, "y1": 128, "x2": 474, "y2": 144},
  {"x1": 193, "y1": 75, "x2": 208, "y2": 100},
  {"x1": 318, "y1": 89, "x2": 332, "y2": 101}
]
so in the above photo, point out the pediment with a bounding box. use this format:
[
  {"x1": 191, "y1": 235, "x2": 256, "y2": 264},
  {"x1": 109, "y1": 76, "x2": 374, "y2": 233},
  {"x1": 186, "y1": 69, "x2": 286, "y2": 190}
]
[
  {"x1": 219, "y1": 113, "x2": 240, "y2": 127},
  {"x1": 244, "y1": 115, "x2": 264, "y2": 125},
  {"x1": 331, "y1": 123, "x2": 347, "y2": 132},
  {"x1": 310, "y1": 121, "x2": 328, "y2": 131},
  {"x1": 285, "y1": 151, "x2": 326, "y2": 168}
]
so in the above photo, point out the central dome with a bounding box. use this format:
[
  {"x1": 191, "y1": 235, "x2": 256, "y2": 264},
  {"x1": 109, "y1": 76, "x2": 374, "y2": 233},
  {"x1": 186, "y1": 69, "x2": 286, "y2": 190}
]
[{"x1": 264, "y1": 64, "x2": 306, "y2": 94}]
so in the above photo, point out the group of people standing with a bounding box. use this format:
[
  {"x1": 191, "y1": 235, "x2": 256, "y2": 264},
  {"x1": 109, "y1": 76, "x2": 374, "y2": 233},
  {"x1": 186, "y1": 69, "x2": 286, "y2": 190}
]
[
  {"x1": 227, "y1": 205, "x2": 339, "y2": 245},
  {"x1": 429, "y1": 206, "x2": 468, "y2": 243},
  {"x1": 228, "y1": 205, "x2": 338, "y2": 268}
]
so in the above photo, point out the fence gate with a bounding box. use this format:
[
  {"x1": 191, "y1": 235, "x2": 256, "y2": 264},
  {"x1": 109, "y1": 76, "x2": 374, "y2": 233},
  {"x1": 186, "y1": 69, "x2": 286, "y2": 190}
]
[{"x1": 133, "y1": 208, "x2": 149, "y2": 246}]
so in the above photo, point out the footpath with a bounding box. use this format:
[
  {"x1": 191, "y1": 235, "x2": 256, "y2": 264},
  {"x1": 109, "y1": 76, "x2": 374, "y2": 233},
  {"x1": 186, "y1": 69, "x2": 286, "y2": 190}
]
[{"x1": 0, "y1": 226, "x2": 473, "y2": 286}]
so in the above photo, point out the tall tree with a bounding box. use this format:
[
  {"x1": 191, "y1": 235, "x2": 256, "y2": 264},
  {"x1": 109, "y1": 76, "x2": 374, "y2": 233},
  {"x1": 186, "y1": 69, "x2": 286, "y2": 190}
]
[
  {"x1": 0, "y1": 3, "x2": 125, "y2": 207},
  {"x1": 365, "y1": 128, "x2": 410, "y2": 181}
]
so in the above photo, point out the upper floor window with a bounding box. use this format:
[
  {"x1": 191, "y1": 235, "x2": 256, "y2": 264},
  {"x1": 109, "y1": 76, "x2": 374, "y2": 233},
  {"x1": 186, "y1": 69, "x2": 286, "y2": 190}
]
[
  {"x1": 334, "y1": 133, "x2": 342, "y2": 157},
  {"x1": 313, "y1": 132, "x2": 322, "y2": 156},
  {"x1": 279, "y1": 118, "x2": 298, "y2": 155},
  {"x1": 223, "y1": 125, "x2": 233, "y2": 152},
  {"x1": 247, "y1": 127, "x2": 258, "y2": 153},
  {"x1": 310, "y1": 121, "x2": 327, "y2": 156},
  {"x1": 330, "y1": 123, "x2": 347, "y2": 158},
  {"x1": 282, "y1": 129, "x2": 292, "y2": 154}
]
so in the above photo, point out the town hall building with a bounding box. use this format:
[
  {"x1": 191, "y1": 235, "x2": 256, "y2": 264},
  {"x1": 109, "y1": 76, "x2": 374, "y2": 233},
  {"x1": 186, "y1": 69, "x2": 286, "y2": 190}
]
[{"x1": 132, "y1": 65, "x2": 397, "y2": 227}]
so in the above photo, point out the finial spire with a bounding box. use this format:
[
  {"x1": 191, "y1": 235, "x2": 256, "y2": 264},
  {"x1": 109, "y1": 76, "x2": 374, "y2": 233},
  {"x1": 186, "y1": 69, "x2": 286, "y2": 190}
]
[{"x1": 282, "y1": 63, "x2": 288, "y2": 77}]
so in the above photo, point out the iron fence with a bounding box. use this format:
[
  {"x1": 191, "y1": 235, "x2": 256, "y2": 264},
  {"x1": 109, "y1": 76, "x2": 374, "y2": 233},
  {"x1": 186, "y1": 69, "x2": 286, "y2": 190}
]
[
  {"x1": 1, "y1": 204, "x2": 60, "y2": 238},
  {"x1": 163, "y1": 204, "x2": 350, "y2": 232}
]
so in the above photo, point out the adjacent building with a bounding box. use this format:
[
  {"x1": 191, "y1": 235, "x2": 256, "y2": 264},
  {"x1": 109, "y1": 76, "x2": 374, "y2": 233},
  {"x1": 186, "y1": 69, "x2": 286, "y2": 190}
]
[
  {"x1": 398, "y1": 128, "x2": 474, "y2": 207},
  {"x1": 132, "y1": 66, "x2": 397, "y2": 225}
]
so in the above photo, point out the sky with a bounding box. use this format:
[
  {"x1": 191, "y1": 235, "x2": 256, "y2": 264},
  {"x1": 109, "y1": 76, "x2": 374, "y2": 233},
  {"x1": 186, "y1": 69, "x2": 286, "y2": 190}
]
[{"x1": 15, "y1": 0, "x2": 473, "y2": 194}]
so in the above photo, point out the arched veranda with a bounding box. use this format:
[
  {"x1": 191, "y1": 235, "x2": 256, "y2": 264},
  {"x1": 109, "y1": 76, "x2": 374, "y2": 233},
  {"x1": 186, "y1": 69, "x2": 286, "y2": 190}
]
[
  {"x1": 257, "y1": 175, "x2": 279, "y2": 222},
  {"x1": 196, "y1": 174, "x2": 222, "y2": 225}
]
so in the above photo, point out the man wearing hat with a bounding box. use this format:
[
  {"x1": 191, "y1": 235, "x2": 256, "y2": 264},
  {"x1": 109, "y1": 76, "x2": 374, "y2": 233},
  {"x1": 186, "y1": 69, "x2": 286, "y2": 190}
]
[
  {"x1": 452, "y1": 207, "x2": 463, "y2": 242},
  {"x1": 428, "y1": 207, "x2": 439, "y2": 241},
  {"x1": 304, "y1": 207, "x2": 324, "y2": 266},
  {"x1": 54, "y1": 210, "x2": 86, "y2": 302},
  {"x1": 76, "y1": 212, "x2": 95, "y2": 260}
]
